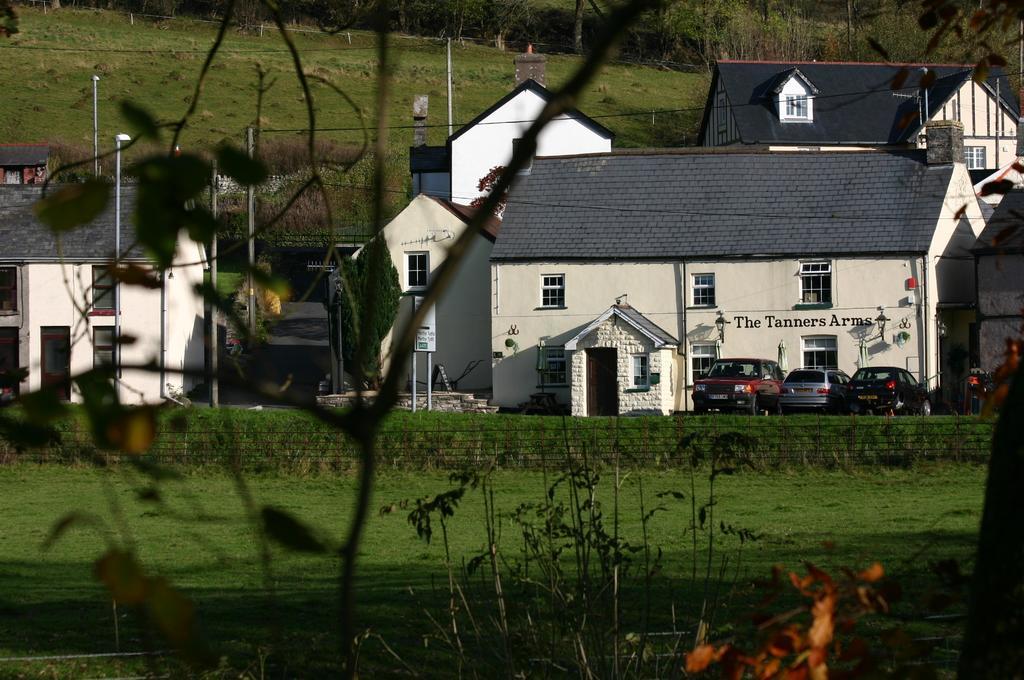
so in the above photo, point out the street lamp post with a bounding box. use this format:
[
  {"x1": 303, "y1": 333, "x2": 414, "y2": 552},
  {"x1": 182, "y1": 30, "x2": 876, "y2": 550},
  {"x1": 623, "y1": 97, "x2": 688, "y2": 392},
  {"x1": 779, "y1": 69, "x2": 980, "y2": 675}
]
[
  {"x1": 92, "y1": 75, "x2": 100, "y2": 176},
  {"x1": 114, "y1": 133, "x2": 131, "y2": 391}
]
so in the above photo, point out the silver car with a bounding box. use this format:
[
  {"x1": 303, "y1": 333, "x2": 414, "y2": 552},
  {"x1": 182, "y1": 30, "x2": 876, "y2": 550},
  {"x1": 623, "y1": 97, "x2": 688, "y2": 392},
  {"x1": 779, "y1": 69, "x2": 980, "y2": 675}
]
[{"x1": 779, "y1": 369, "x2": 851, "y2": 414}]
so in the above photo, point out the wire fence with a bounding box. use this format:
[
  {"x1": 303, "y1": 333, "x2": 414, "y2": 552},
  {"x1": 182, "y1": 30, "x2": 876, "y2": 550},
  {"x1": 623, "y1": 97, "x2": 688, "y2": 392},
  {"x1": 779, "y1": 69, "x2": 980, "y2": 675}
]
[{"x1": 1, "y1": 416, "x2": 995, "y2": 471}]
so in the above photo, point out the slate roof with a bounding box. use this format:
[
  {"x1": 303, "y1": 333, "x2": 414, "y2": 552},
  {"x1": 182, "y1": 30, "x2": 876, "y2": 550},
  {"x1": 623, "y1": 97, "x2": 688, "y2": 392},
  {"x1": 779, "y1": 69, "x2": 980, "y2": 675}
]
[
  {"x1": 492, "y1": 148, "x2": 956, "y2": 261},
  {"x1": 0, "y1": 144, "x2": 49, "y2": 167},
  {"x1": 700, "y1": 61, "x2": 1019, "y2": 146},
  {"x1": 0, "y1": 185, "x2": 147, "y2": 261},
  {"x1": 974, "y1": 188, "x2": 1024, "y2": 253},
  {"x1": 431, "y1": 196, "x2": 502, "y2": 242}
]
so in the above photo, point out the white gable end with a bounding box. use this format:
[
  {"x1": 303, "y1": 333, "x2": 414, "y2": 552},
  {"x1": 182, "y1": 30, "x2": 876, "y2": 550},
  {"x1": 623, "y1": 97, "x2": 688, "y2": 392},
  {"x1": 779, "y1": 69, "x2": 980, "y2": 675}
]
[{"x1": 449, "y1": 88, "x2": 612, "y2": 205}]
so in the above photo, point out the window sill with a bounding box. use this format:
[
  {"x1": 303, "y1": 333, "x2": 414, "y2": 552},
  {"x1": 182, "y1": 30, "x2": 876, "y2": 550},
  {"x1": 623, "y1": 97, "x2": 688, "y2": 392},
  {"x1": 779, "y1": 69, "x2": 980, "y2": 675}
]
[
  {"x1": 535, "y1": 306, "x2": 566, "y2": 311},
  {"x1": 625, "y1": 386, "x2": 651, "y2": 393},
  {"x1": 794, "y1": 302, "x2": 833, "y2": 310},
  {"x1": 687, "y1": 305, "x2": 718, "y2": 311},
  {"x1": 0, "y1": 310, "x2": 18, "y2": 316},
  {"x1": 536, "y1": 384, "x2": 568, "y2": 389},
  {"x1": 402, "y1": 289, "x2": 427, "y2": 296},
  {"x1": 88, "y1": 310, "x2": 116, "y2": 317}
]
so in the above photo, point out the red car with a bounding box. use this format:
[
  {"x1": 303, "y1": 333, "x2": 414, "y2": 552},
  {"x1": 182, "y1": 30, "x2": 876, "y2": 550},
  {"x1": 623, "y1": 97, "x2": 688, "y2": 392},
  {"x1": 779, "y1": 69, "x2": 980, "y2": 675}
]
[{"x1": 692, "y1": 358, "x2": 785, "y2": 415}]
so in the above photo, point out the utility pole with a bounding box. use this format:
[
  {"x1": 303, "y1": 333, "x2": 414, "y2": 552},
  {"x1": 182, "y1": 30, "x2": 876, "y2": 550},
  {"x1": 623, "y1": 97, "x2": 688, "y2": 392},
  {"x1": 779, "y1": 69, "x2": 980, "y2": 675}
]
[
  {"x1": 446, "y1": 38, "x2": 454, "y2": 137},
  {"x1": 209, "y1": 161, "x2": 219, "y2": 407},
  {"x1": 246, "y1": 126, "x2": 256, "y2": 335},
  {"x1": 92, "y1": 75, "x2": 100, "y2": 175}
]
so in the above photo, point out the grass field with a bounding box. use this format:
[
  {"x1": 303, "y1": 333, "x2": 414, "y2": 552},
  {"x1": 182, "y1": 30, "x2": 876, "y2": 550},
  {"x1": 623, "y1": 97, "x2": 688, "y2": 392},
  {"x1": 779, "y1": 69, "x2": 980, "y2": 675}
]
[
  {"x1": 1, "y1": 8, "x2": 707, "y2": 158},
  {"x1": 0, "y1": 463, "x2": 986, "y2": 676}
]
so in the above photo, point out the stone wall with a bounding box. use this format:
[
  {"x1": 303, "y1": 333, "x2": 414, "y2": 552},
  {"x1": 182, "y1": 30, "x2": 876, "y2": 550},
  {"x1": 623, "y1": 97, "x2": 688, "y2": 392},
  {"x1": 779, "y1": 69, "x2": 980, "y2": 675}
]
[
  {"x1": 317, "y1": 391, "x2": 497, "y2": 413},
  {"x1": 569, "y1": 317, "x2": 671, "y2": 416}
]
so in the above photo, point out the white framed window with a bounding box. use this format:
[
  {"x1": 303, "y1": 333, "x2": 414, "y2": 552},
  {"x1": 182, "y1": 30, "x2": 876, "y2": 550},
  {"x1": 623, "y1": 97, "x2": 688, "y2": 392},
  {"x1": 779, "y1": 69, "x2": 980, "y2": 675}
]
[
  {"x1": 692, "y1": 273, "x2": 716, "y2": 307},
  {"x1": 964, "y1": 146, "x2": 987, "y2": 170},
  {"x1": 541, "y1": 347, "x2": 567, "y2": 385},
  {"x1": 540, "y1": 274, "x2": 565, "y2": 308},
  {"x1": 784, "y1": 95, "x2": 809, "y2": 119},
  {"x1": 405, "y1": 251, "x2": 428, "y2": 290},
  {"x1": 4, "y1": 169, "x2": 21, "y2": 185},
  {"x1": 802, "y1": 336, "x2": 838, "y2": 370},
  {"x1": 632, "y1": 354, "x2": 649, "y2": 387},
  {"x1": 799, "y1": 261, "x2": 832, "y2": 304},
  {"x1": 690, "y1": 343, "x2": 717, "y2": 380}
]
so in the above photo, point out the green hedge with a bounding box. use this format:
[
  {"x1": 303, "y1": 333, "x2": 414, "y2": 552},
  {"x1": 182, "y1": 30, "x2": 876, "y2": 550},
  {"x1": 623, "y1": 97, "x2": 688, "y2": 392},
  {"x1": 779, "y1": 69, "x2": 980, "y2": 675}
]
[{"x1": 0, "y1": 408, "x2": 995, "y2": 472}]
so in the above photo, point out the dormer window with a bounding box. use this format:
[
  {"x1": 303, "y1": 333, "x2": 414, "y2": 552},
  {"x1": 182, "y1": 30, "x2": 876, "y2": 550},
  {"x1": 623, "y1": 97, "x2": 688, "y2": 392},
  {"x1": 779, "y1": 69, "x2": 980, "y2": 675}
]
[{"x1": 773, "y1": 67, "x2": 818, "y2": 123}]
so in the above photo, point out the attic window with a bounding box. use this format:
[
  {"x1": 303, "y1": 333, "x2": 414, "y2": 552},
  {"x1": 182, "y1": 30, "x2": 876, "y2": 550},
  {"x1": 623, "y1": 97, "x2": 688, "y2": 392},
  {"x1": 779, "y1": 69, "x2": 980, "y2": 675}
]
[{"x1": 775, "y1": 70, "x2": 816, "y2": 123}]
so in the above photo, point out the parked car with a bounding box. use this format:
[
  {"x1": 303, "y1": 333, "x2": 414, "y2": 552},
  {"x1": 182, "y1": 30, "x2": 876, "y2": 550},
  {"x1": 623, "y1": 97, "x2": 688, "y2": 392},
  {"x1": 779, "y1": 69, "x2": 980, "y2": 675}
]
[
  {"x1": 780, "y1": 368, "x2": 851, "y2": 414},
  {"x1": 848, "y1": 367, "x2": 931, "y2": 415},
  {"x1": 692, "y1": 358, "x2": 785, "y2": 415}
]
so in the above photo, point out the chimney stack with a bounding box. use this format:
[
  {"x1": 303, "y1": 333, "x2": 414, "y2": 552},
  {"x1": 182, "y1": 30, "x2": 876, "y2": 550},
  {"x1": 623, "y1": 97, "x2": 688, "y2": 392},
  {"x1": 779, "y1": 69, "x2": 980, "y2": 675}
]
[
  {"x1": 926, "y1": 120, "x2": 964, "y2": 165},
  {"x1": 514, "y1": 44, "x2": 546, "y2": 87},
  {"x1": 412, "y1": 95, "x2": 428, "y2": 148}
]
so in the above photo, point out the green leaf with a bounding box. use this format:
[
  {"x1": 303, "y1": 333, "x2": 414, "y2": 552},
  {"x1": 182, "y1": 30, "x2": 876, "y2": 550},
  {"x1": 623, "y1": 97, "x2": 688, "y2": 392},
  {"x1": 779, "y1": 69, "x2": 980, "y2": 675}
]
[
  {"x1": 34, "y1": 180, "x2": 111, "y2": 233},
  {"x1": 217, "y1": 144, "x2": 268, "y2": 186},
  {"x1": 133, "y1": 152, "x2": 213, "y2": 267},
  {"x1": 261, "y1": 506, "x2": 327, "y2": 553},
  {"x1": 120, "y1": 101, "x2": 160, "y2": 141}
]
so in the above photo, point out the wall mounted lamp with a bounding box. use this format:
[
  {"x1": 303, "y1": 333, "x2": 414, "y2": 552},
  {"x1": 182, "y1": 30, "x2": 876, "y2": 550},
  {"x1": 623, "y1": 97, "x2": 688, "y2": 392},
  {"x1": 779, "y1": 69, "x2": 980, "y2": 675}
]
[
  {"x1": 715, "y1": 311, "x2": 730, "y2": 343},
  {"x1": 875, "y1": 308, "x2": 890, "y2": 341}
]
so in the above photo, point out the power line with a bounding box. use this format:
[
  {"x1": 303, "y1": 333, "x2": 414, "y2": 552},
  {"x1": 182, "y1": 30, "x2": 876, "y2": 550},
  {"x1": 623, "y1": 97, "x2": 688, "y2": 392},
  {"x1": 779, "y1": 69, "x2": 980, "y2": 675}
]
[{"x1": 262, "y1": 70, "x2": 1021, "y2": 134}]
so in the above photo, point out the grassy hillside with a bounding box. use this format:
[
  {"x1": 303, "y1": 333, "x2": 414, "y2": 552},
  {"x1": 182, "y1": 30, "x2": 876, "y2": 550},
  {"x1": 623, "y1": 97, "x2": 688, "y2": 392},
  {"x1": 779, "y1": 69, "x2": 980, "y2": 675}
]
[{"x1": 0, "y1": 8, "x2": 708, "y2": 159}]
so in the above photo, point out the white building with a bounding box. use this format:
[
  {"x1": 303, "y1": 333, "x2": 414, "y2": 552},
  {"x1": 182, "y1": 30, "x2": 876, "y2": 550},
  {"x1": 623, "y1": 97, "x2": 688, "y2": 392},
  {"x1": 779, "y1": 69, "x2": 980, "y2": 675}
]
[
  {"x1": 353, "y1": 194, "x2": 499, "y2": 393},
  {"x1": 490, "y1": 122, "x2": 986, "y2": 415},
  {"x1": 410, "y1": 47, "x2": 614, "y2": 205},
  {"x1": 0, "y1": 185, "x2": 206, "y2": 404}
]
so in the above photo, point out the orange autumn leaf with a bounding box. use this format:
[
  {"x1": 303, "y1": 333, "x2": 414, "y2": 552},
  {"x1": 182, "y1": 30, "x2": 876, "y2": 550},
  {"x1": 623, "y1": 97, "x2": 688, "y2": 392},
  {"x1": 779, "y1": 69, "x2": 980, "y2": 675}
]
[
  {"x1": 808, "y1": 590, "x2": 836, "y2": 649},
  {"x1": 686, "y1": 644, "x2": 720, "y2": 673},
  {"x1": 857, "y1": 562, "x2": 884, "y2": 583}
]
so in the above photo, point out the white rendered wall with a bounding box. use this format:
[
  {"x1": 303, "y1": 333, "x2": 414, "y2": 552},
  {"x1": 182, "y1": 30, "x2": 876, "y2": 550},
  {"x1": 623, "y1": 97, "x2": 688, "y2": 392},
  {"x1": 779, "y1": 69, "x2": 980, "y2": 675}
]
[
  {"x1": 21, "y1": 239, "x2": 206, "y2": 404},
  {"x1": 372, "y1": 195, "x2": 494, "y2": 391},
  {"x1": 449, "y1": 88, "x2": 612, "y2": 204}
]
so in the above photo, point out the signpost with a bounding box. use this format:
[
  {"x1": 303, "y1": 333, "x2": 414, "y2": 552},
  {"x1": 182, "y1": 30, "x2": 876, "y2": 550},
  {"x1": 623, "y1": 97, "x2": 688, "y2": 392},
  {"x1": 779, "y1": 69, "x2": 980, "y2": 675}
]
[{"x1": 412, "y1": 297, "x2": 436, "y2": 411}]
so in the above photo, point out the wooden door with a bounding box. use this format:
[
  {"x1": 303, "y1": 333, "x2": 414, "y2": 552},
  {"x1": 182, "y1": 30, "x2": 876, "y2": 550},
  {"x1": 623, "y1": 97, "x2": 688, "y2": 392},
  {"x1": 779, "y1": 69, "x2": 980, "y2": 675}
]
[
  {"x1": 40, "y1": 327, "x2": 70, "y2": 401},
  {"x1": 586, "y1": 348, "x2": 618, "y2": 416}
]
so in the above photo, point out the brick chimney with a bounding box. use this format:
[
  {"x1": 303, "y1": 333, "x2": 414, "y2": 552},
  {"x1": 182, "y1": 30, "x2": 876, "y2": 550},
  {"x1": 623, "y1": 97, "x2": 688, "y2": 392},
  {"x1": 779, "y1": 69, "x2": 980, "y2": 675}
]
[
  {"x1": 514, "y1": 44, "x2": 546, "y2": 87},
  {"x1": 412, "y1": 95, "x2": 428, "y2": 148},
  {"x1": 926, "y1": 120, "x2": 964, "y2": 165}
]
